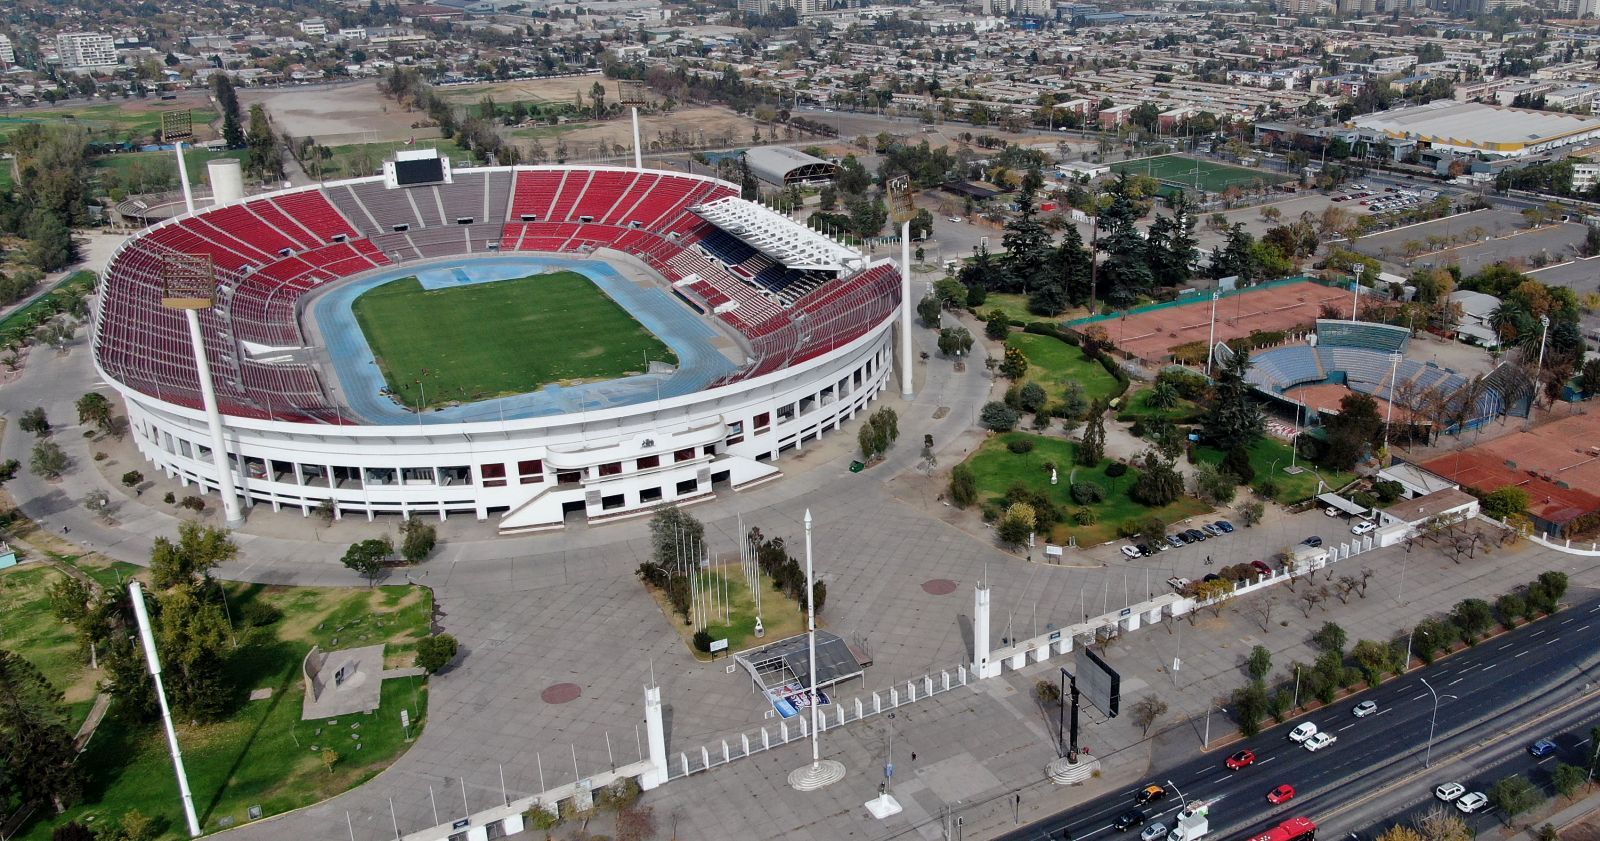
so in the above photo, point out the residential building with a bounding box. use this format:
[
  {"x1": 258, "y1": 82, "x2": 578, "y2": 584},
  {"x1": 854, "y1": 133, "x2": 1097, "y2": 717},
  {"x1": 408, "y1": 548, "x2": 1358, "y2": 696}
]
[
  {"x1": 56, "y1": 32, "x2": 117, "y2": 71},
  {"x1": 300, "y1": 18, "x2": 328, "y2": 36},
  {"x1": 0, "y1": 34, "x2": 14, "y2": 66}
]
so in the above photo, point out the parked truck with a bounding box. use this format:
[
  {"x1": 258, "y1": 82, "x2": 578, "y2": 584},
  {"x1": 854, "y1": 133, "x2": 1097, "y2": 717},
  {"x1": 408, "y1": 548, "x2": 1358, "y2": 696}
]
[{"x1": 1169, "y1": 803, "x2": 1210, "y2": 841}]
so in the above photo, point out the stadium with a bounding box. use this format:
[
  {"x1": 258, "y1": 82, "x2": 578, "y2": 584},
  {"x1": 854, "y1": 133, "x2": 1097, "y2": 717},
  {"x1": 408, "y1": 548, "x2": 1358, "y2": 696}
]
[
  {"x1": 1237, "y1": 320, "x2": 1533, "y2": 437},
  {"x1": 93, "y1": 152, "x2": 905, "y2": 532}
]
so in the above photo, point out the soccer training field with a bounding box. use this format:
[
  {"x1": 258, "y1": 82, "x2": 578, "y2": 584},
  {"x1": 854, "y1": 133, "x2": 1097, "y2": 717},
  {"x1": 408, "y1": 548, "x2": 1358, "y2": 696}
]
[
  {"x1": 1112, "y1": 155, "x2": 1290, "y2": 193},
  {"x1": 351, "y1": 270, "x2": 677, "y2": 409}
]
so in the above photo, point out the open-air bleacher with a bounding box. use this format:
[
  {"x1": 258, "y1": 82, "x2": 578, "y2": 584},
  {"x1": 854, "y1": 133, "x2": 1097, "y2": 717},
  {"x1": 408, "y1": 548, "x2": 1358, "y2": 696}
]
[
  {"x1": 1315, "y1": 319, "x2": 1411, "y2": 353},
  {"x1": 99, "y1": 167, "x2": 901, "y2": 420}
]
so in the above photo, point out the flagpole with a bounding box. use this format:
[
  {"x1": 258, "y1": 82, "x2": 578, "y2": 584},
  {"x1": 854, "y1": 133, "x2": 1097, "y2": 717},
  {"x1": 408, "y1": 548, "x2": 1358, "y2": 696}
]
[{"x1": 788, "y1": 509, "x2": 845, "y2": 791}]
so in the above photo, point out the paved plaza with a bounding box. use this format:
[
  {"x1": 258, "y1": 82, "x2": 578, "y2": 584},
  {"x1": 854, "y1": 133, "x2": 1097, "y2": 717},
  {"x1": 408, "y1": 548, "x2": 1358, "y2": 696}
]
[{"x1": 5, "y1": 264, "x2": 1600, "y2": 841}]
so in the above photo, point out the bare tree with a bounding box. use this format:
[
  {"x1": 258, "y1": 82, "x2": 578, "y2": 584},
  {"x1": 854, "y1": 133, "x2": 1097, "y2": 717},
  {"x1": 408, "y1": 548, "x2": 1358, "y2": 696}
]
[
  {"x1": 1317, "y1": 585, "x2": 1332, "y2": 612},
  {"x1": 1131, "y1": 696, "x2": 1170, "y2": 737},
  {"x1": 1244, "y1": 596, "x2": 1277, "y2": 632},
  {"x1": 1358, "y1": 567, "x2": 1375, "y2": 597},
  {"x1": 1298, "y1": 588, "x2": 1323, "y2": 617},
  {"x1": 1335, "y1": 576, "x2": 1359, "y2": 604}
]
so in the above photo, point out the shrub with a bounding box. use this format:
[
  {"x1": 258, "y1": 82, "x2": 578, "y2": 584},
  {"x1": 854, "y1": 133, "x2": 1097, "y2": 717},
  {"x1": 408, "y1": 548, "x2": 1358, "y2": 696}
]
[
  {"x1": 240, "y1": 600, "x2": 283, "y2": 627},
  {"x1": 121, "y1": 470, "x2": 144, "y2": 487},
  {"x1": 163, "y1": 491, "x2": 176, "y2": 504},
  {"x1": 1373, "y1": 480, "x2": 1403, "y2": 503},
  {"x1": 1221, "y1": 446, "x2": 1255, "y2": 483},
  {"x1": 1105, "y1": 462, "x2": 1128, "y2": 478},
  {"x1": 526, "y1": 805, "x2": 561, "y2": 830},
  {"x1": 692, "y1": 629, "x2": 713, "y2": 652},
  {"x1": 1007, "y1": 437, "x2": 1035, "y2": 454},
  {"x1": 1070, "y1": 482, "x2": 1105, "y2": 505},
  {"x1": 1257, "y1": 478, "x2": 1280, "y2": 500},
  {"x1": 400, "y1": 517, "x2": 438, "y2": 562},
  {"x1": 179, "y1": 495, "x2": 206, "y2": 512},
  {"x1": 415, "y1": 633, "x2": 459, "y2": 673},
  {"x1": 595, "y1": 777, "x2": 642, "y2": 811},
  {"x1": 949, "y1": 464, "x2": 978, "y2": 507},
  {"x1": 980, "y1": 402, "x2": 1020, "y2": 431},
  {"x1": 1072, "y1": 507, "x2": 1096, "y2": 525}
]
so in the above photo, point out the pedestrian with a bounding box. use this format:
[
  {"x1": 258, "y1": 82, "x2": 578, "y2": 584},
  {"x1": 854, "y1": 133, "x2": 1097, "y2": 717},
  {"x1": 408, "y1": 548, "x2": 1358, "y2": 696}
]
[{"x1": 911, "y1": 751, "x2": 917, "y2": 762}]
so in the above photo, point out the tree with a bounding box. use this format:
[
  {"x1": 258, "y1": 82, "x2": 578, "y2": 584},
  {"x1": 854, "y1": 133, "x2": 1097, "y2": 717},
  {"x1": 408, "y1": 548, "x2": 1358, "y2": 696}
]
[
  {"x1": 150, "y1": 522, "x2": 238, "y2": 589},
  {"x1": 949, "y1": 464, "x2": 978, "y2": 507},
  {"x1": 1240, "y1": 500, "x2": 1265, "y2": 527},
  {"x1": 938, "y1": 326, "x2": 974, "y2": 357},
  {"x1": 1324, "y1": 393, "x2": 1384, "y2": 471},
  {"x1": 1488, "y1": 774, "x2": 1543, "y2": 820},
  {"x1": 1552, "y1": 762, "x2": 1586, "y2": 798},
  {"x1": 648, "y1": 505, "x2": 704, "y2": 569},
  {"x1": 1481, "y1": 486, "x2": 1530, "y2": 520},
  {"x1": 1000, "y1": 345, "x2": 1029, "y2": 380},
  {"x1": 917, "y1": 295, "x2": 943, "y2": 327},
  {"x1": 1244, "y1": 595, "x2": 1276, "y2": 632},
  {"x1": 415, "y1": 633, "x2": 459, "y2": 673},
  {"x1": 1414, "y1": 806, "x2": 1472, "y2": 841},
  {"x1": 1247, "y1": 645, "x2": 1272, "y2": 681},
  {"x1": 48, "y1": 575, "x2": 90, "y2": 626},
  {"x1": 400, "y1": 517, "x2": 437, "y2": 562},
  {"x1": 1452, "y1": 598, "x2": 1493, "y2": 642},
  {"x1": 1539, "y1": 570, "x2": 1569, "y2": 602},
  {"x1": 1221, "y1": 446, "x2": 1256, "y2": 483},
  {"x1": 26, "y1": 210, "x2": 77, "y2": 272},
  {"x1": 51, "y1": 824, "x2": 98, "y2": 841},
  {"x1": 1191, "y1": 462, "x2": 1237, "y2": 506},
  {"x1": 1376, "y1": 825, "x2": 1425, "y2": 841},
  {"x1": 997, "y1": 502, "x2": 1036, "y2": 547},
  {"x1": 75, "y1": 392, "x2": 113, "y2": 433},
  {"x1": 1131, "y1": 696, "x2": 1169, "y2": 736},
  {"x1": 1495, "y1": 593, "x2": 1526, "y2": 629},
  {"x1": 1581, "y1": 358, "x2": 1600, "y2": 398},
  {"x1": 30, "y1": 441, "x2": 69, "y2": 479},
  {"x1": 244, "y1": 104, "x2": 284, "y2": 180},
  {"x1": 1312, "y1": 622, "x2": 1347, "y2": 654},
  {"x1": 115, "y1": 809, "x2": 159, "y2": 841},
  {"x1": 0, "y1": 649, "x2": 84, "y2": 813},
  {"x1": 1200, "y1": 349, "x2": 1265, "y2": 451},
  {"x1": 1078, "y1": 406, "x2": 1106, "y2": 465},
  {"x1": 1231, "y1": 680, "x2": 1269, "y2": 737},
  {"x1": 19, "y1": 407, "x2": 50, "y2": 436},
  {"x1": 1351, "y1": 639, "x2": 1397, "y2": 684},
  {"x1": 155, "y1": 583, "x2": 235, "y2": 721},
  {"x1": 980, "y1": 402, "x2": 1020, "y2": 432},
  {"x1": 1130, "y1": 450, "x2": 1183, "y2": 507},
  {"x1": 985, "y1": 310, "x2": 1011, "y2": 341},
  {"x1": 342, "y1": 538, "x2": 392, "y2": 586}
]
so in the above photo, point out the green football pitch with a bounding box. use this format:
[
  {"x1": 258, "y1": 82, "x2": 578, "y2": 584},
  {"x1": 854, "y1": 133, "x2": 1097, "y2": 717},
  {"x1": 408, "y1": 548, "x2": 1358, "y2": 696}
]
[
  {"x1": 1112, "y1": 155, "x2": 1290, "y2": 193},
  {"x1": 351, "y1": 271, "x2": 677, "y2": 409}
]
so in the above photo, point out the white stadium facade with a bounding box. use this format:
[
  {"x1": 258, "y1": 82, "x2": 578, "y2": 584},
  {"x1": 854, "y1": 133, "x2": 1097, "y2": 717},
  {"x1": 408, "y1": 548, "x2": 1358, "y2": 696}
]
[{"x1": 94, "y1": 156, "x2": 907, "y2": 532}]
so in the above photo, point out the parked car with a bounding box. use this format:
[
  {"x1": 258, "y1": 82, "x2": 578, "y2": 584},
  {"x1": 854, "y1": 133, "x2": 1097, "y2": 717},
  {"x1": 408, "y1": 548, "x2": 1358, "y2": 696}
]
[
  {"x1": 1184, "y1": 528, "x2": 1207, "y2": 542},
  {"x1": 1529, "y1": 739, "x2": 1559, "y2": 758},
  {"x1": 1289, "y1": 722, "x2": 1318, "y2": 743},
  {"x1": 1214, "y1": 520, "x2": 1235, "y2": 533},
  {"x1": 1175, "y1": 532, "x2": 1195, "y2": 545},
  {"x1": 1122, "y1": 545, "x2": 1143, "y2": 559},
  {"x1": 1324, "y1": 507, "x2": 1343, "y2": 518},
  {"x1": 1250, "y1": 560, "x2": 1274, "y2": 577},
  {"x1": 1352, "y1": 521, "x2": 1376, "y2": 536},
  {"x1": 1137, "y1": 543, "x2": 1156, "y2": 557},
  {"x1": 1302, "y1": 536, "x2": 1323, "y2": 548},
  {"x1": 1115, "y1": 809, "x2": 1148, "y2": 831},
  {"x1": 1168, "y1": 534, "x2": 1187, "y2": 548},
  {"x1": 1226, "y1": 749, "x2": 1256, "y2": 770},
  {"x1": 1200, "y1": 524, "x2": 1221, "y2": 537},
  {"x1": 1353, "y1": 700, "x2": 1378, "y2": 718},
  {"x1": 1141, "y1": 823, "x2": 1170, "y2": 841},
  {"x1": 1455, "y1": 792, "x2": 1488, "y2": 814},
  {"x1": 1435, "y1": 783, "x2": 1465, "y2": 802},
  {"x1": 1137, "y1": 784, "x2": 1168, "y2": 804},
  {"x1": 1303, "y1": 732, "x2": 1337, "y2": 752},
  {"x1": 1267, "y1": 784, "x2": 1296, "y2": 805}
]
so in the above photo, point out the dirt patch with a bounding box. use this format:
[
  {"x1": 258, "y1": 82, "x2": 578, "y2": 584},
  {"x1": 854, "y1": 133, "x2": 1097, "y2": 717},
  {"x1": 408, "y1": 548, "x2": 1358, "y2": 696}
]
[
  {"x1": 509, "y1": 106, "x2": 773, "y2": 160},
  {"x1": 242, "y1": 82, "x2": 431, "y2": 146},
  {"x1": 435, "y1": 75, "x2": 607, "y2": 105}
]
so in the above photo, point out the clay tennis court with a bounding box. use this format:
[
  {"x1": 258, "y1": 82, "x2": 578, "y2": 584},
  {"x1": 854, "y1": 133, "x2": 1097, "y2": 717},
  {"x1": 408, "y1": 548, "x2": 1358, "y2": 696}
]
[
  {"x1": 1078, "y1": 279, "x2": 1352, "y2": 364},
  {"x1": 1282, "y1": 383, "x2": 1420, "y2": 423},
  {"x1": 1420, "y1": 410, "x2": 1600, "y2": 532}
]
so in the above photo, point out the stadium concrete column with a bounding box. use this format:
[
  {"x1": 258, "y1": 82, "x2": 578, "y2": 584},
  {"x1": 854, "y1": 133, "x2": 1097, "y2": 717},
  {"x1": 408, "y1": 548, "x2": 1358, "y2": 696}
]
[
  {"x1": 174, "y1": 142, "x2": 196, "y2": 216},
  {"x1": 900, "y1": 220, "x2": 913, "y2": 398},
  {"x1": 186, "y1": 309, "x2": 245, "y2": 528},
  {"x1": 641, "y1": 685, "x2": 668, "y2": 790}
]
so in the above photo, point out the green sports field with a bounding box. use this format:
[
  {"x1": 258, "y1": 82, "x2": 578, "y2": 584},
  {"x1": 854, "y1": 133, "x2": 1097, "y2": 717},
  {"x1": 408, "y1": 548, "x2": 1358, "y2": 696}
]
[
  {"x1": 351, "y1": 271, "x2": 676, "y2": 409},
  {"x1": 1112, "y1": 155, "x2": 1290, "y2": 193}
]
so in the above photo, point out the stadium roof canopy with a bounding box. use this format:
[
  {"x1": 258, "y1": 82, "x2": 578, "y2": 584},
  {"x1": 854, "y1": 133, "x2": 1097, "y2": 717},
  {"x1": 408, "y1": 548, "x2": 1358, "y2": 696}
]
[
  {"x1": 744, "y1": 146, "x2": 839, "y2": 186},
  {"x1": 1351, "y1": 101, "x2": 1600, "y2": 158},
  {"x1": 733, "y1": 629, "x2": 866, "y2": 692},
  {"x1": 692, "y1": 196, "x2": 865, "y2": 272}
]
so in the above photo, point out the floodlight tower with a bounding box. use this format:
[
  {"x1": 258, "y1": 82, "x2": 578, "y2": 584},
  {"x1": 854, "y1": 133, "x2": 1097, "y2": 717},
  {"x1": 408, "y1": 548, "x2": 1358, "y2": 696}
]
[
  {"x1": 130, "y1": 580, "x2": 203, "y2": 837},
  {"x1": 789, "y1": 510, "x2": 846, "y2": 791},
  {"x1": 888, "y1": 176, "x2": 916, "y2": 398},
  {"x1": 618, "y1": 81, "x2": 649, "y2": 170},
  {"x1": 161, "y1": 250, "x2": 245, "y2": 528}
]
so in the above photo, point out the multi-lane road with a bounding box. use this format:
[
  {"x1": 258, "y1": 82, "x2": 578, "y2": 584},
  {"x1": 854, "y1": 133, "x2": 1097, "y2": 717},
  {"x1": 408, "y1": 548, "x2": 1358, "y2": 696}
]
[{"x1": 999, "y1": 596, "x2": 1600, "y2": 841}]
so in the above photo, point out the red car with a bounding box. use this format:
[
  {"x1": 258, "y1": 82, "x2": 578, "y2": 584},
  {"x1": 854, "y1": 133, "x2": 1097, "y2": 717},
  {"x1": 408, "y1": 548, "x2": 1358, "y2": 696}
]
[
  {"x1": 1226, "y1": 749, "x2": 1256, "y2": 771},
  {"x1": 1267, "y1": 784, "x2": 1296, "y2": 804},
  {"x1": 1250, "y1": 560, "x2": 1273, "y2": 577}
]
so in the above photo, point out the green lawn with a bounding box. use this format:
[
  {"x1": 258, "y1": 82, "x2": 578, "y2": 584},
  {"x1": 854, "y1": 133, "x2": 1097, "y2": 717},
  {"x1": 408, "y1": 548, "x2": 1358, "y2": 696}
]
[
  {"x1": 0, "y1": 565, "x2": 100, "y2": 730},
  {"x1": 965, "y1": 433, "x2": 1210, "y2": 546},
  {"x1": 352, "y1": 271, "x2": 676, "y2": 409},
  {"x1": 510, "y1": 123, "x2": 586, "y2": 142},
  {"x1": 1111, "y1": 154, "x2": 1290, "y2": 193},
  {"x1": 0, "y1": 102, "x2": 219, "y2": 143},
  {"x1": 320, "y1": 138, "x2": 474, "y2": 180},
  {"x1": 1194, "y1": 436, "x2": 1356, "y2": 504},
  {"x1": 1007, "y1": 333, "x2": 1121, "y2": 405},
  {"x1": 0, "y1": 270, "x2": 99, "y2": 341},
  {"x1": 16, "y1": 584, "x2": 432, "y2": 840},
  {"x1": 92, "y1": 149, "x2": 247, "y2": 193},
  {"x1": 655, "y1": 566, "x2": 807, "y2": 660},
  {"x1": 1116, "y1": 386, "x2": 1204, "y2": 424}
]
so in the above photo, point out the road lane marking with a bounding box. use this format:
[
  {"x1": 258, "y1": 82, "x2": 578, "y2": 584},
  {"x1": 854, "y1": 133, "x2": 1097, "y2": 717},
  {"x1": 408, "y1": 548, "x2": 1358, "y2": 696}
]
[
  {"x1": 1259, "y1": 756, "x2": 1277, "y2": 764},
  {"x1": 1579, "y1": 626, "x2": 1592, "y2": 633},
  {"x1": 1516, "y1": 650, "x2": 1530, "y2": 658},
  {"x1": 1532, "y1": 630, "x2": 1546, "y2": 637},
  {"x1": 1448, "y1": 678, "x2": 1464, "y2": 686},
  {"x1": 1377, "y1": 708, "x2": 1393, "y2": 716},
  {"x1": 1413, "y1": 694, "x2": 1428, "y2": 701},
  {"x1": 1482, "y1": 664, "x2": 1496, "y2": 671},
  {"x1": 1562, "y1": 619, "x2": 1574, "y2": 625},
  {"x1": 1498, "y1": 644, "x2": 1514, "y2": 651},
  {"x1": 1339, "y1": 724, "x2": 1356, "y2": 732},
  {"x1": 1546, "y1": 638, "x2": 1561, "y2": 645}
]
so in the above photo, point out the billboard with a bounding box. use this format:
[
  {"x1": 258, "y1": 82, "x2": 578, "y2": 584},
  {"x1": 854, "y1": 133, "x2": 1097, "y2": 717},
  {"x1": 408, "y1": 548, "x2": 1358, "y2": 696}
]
[{"x1": 1075, "y1": 646, "x2": 1120, "y2": 718}]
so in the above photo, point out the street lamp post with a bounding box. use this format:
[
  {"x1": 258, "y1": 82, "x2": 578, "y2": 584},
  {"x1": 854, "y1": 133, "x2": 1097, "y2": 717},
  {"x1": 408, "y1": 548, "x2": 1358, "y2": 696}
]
[
  {"x1": 1383, "y1": 350, "x2": 1401, "y2": 454},
  {"x1": 1205, "y1": 289, "x2": 1221, "y2": 378},
  {"x1": 1351, "y1": 264, "x2": 1364, "y2": 321},
  {"x1": 1419, "y1": 678, "x2": 1457, "y2": 768},
  {"x1": 1203, "y1": 703, "x2": 1227, "y2": 749},
  {"x1": 1528, "y1": 314, "x2": 1550, "y2": 429},
  {"x1": 1404, "y1": 628, "x2": 1427, "y2": 674}
]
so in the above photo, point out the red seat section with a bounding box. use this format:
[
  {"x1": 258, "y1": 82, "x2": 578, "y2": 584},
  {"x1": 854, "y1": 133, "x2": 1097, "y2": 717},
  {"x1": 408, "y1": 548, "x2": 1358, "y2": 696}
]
[{"x1": 271, "y1": 190, "x2": 359, "y2": 242}]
